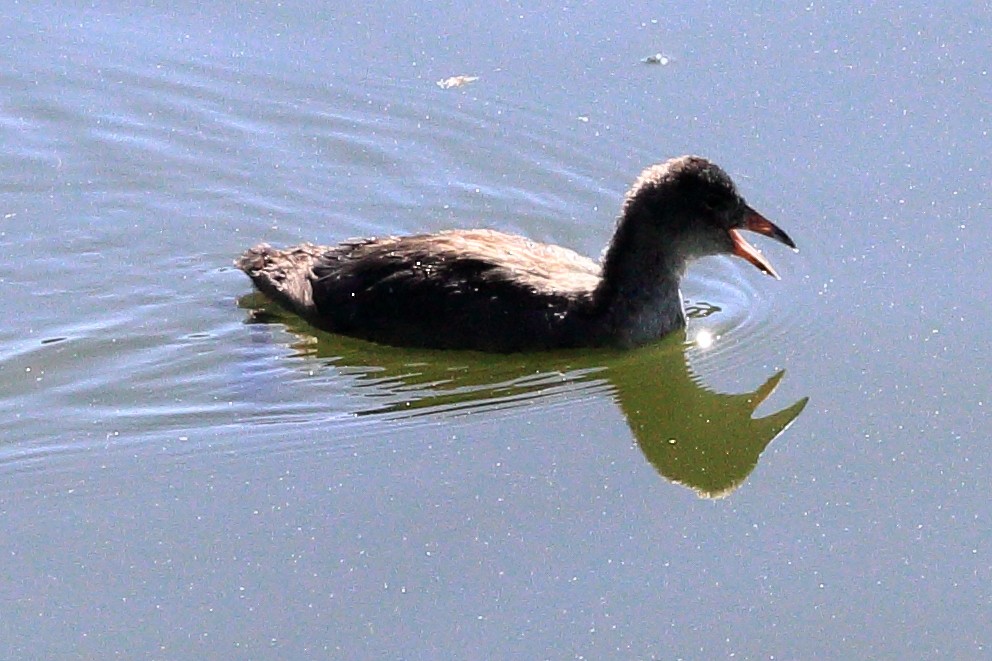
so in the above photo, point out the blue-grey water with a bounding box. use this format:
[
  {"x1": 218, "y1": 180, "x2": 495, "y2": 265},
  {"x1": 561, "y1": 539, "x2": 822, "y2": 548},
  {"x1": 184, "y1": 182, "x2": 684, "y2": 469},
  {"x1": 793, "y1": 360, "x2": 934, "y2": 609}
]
[{"x1": 2, "y1": 2, "x2": 989, "y2": 659}]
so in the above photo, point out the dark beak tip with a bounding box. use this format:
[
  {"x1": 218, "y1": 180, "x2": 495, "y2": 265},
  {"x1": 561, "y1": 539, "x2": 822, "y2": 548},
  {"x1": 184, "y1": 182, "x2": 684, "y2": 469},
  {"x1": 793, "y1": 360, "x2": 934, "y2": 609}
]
[{"x1": 744, "y1": 208, "x2": 797, "y2": 250}]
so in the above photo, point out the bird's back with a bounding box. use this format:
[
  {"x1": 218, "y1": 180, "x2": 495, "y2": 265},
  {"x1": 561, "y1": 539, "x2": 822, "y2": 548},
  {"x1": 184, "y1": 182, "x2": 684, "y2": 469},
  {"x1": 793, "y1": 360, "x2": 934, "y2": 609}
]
[{"x1": 238, "y1": 230, "x2": 603, "y2": 351}]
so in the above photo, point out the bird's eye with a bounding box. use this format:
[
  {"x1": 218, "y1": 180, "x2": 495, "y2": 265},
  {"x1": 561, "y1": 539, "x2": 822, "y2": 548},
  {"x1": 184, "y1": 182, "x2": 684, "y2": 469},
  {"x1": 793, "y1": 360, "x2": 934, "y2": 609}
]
[{"x1": 701, "y1": 195, "x2": 723, "y2": 211}]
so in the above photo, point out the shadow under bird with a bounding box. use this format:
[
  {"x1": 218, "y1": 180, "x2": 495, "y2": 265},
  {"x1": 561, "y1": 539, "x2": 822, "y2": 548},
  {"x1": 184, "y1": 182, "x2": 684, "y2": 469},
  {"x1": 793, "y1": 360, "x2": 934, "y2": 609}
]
[{"x1": 237, "y1": 155, "x2": 797, "y2": 352}]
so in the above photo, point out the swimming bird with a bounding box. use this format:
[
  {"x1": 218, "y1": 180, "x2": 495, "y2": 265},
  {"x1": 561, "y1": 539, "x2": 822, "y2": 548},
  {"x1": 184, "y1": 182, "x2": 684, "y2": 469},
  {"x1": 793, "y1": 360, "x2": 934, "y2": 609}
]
[{"x1": 237, "y1": 155, "x2": 796, "y2": 352}]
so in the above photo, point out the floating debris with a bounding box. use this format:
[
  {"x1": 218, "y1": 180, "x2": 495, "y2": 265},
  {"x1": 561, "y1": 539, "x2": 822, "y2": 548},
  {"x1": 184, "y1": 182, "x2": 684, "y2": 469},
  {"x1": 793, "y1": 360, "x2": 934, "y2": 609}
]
[
  {"x1": 436, "y1": 75, "x2": 479, "y2": 89},
  {"x1": 643, "y1": 53, "x2": 671, "y2": 65}
]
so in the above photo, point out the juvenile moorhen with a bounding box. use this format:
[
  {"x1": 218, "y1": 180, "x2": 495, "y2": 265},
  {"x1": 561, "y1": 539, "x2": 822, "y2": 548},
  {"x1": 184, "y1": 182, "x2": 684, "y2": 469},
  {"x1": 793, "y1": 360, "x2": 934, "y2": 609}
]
[{"x1": 237, "y1": 155, "x2": 796, "y2": 352}]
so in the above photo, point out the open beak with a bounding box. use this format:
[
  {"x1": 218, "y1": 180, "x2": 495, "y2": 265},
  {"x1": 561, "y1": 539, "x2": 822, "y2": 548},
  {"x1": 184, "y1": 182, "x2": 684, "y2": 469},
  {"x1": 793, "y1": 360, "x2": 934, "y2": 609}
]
[{"x1": 729, "y1": 206, "x2": 797, "y2": 279}]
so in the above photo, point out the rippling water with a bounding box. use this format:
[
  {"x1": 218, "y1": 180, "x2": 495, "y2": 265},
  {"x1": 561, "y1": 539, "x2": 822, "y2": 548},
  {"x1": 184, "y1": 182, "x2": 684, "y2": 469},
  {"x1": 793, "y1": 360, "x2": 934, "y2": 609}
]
[{"x1": 2, "y1": 2, "x2": 990, "y2": 658}]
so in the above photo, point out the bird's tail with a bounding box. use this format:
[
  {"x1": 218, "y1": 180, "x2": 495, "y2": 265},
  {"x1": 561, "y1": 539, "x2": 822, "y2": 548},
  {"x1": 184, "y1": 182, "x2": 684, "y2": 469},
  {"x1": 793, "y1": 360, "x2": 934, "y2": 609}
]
[{"x1": 235, "y1": 243, "x2": 325, "y2": 318}]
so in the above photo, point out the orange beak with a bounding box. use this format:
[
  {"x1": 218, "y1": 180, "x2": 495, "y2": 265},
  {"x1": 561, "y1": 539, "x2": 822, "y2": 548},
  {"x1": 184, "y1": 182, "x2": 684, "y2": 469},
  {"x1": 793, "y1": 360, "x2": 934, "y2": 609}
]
[{"x1": 729, "y1": 207, "x2": 797, "y2": 279}]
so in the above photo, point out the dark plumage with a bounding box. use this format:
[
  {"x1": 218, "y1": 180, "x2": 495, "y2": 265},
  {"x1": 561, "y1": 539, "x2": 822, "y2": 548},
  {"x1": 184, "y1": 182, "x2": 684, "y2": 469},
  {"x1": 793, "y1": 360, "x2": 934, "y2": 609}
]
[{"x1": 237, "y1": 156, "x2": 796, "y2": 352}]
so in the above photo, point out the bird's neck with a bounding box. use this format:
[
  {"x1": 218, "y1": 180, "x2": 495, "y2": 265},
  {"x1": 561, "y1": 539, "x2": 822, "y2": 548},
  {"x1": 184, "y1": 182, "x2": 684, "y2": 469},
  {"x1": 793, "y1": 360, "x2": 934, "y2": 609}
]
[{"x1": 593, "y1": 211, "x2": 688, "y2": 347}]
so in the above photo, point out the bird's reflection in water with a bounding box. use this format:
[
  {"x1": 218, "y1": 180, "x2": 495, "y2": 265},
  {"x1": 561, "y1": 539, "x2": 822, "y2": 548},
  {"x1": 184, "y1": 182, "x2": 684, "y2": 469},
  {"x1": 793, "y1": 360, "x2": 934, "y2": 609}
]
[{"x1": 240, "y1": 293, "x2": 808, "y2": 498}]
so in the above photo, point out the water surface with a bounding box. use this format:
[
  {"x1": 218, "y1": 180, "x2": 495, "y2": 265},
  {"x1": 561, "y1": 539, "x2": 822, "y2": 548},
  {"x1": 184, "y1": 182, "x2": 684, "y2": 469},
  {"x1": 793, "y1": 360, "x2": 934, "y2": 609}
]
[{"x1": 1, "y1": 2, "x2": 989, "y2": 658}]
